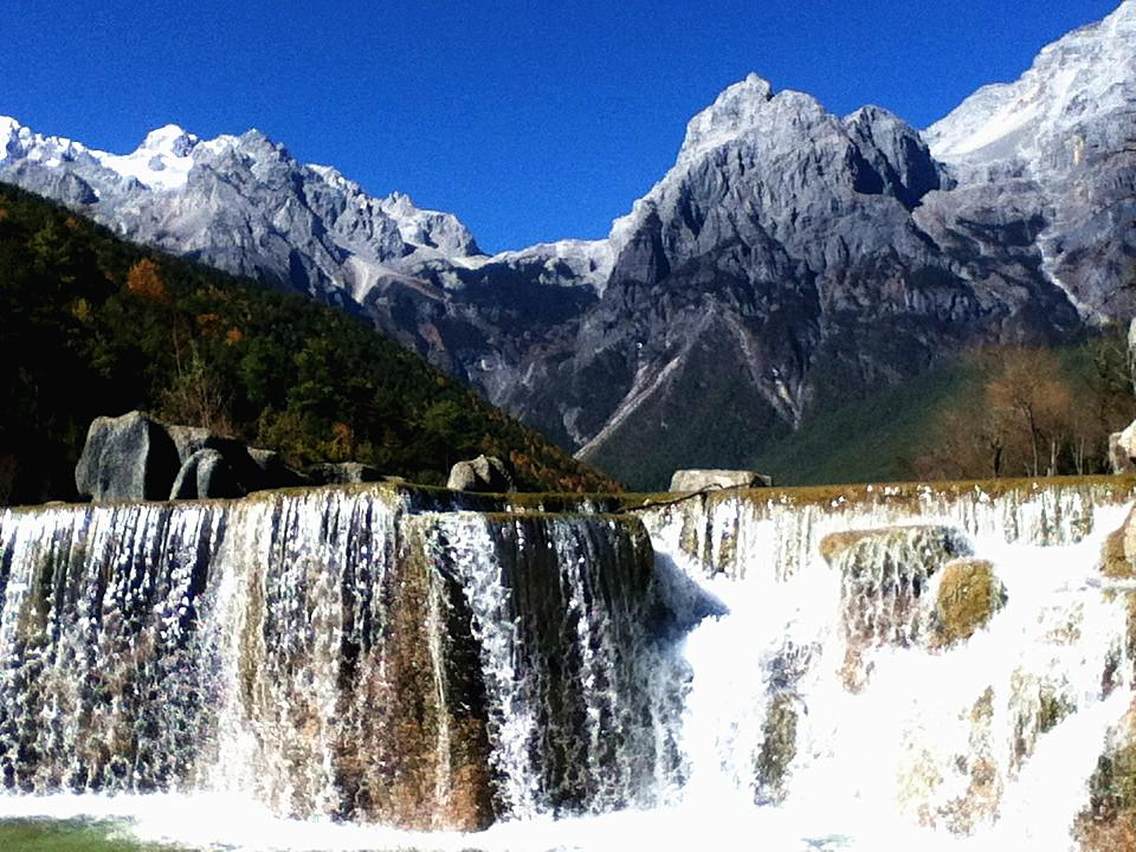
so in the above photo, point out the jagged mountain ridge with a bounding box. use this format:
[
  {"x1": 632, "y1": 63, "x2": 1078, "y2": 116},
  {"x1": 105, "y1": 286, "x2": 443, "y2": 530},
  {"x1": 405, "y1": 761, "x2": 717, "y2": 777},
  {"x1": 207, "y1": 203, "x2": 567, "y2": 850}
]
[{"x1": 2, "y1": 1, "x2": 1134, "y2": 488}]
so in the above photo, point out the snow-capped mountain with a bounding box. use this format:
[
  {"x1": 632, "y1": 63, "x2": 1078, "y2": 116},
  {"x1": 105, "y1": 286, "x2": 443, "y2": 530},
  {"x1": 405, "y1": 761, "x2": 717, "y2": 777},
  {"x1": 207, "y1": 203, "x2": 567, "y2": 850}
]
[
  {"x1": 1, "y1": 2, "x2": 1133, "y2": 487},
  {"x1": 0, "y1": 117, "x2": 481, "y2": 291}
]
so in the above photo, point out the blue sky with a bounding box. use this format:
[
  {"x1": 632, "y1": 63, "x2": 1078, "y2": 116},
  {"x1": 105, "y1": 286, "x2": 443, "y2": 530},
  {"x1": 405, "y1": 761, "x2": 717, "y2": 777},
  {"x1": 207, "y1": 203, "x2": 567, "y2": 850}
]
[{"x1": 1, "y1": 0, "x2": 1121, "y2": 252}]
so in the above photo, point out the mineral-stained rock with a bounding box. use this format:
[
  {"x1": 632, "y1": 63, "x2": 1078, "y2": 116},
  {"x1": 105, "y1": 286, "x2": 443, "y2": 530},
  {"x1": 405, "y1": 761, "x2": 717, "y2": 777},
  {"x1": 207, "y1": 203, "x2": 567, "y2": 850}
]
[
  {"x1": 918, "y1": 686, "x2": 1004, "y2": 835},
  {"x1": 819, "y1": 525, "x2": 971, "y2": 690},
  {"x1": 446, "y1": 455, "x2": 515, "y2": 493},
  {"x1": 754, "y1": 691, "x2": 800, "y2": 805},
  {"x1": 1075, "y1": 704, "x2": 1136, "y2": 850},
  {"x1": 74, "y1": 411, "x2": 181, "y2": 501},
  {"x1": 1101, "y1": 508, "x2": 1136, "y2": 580},
  {"x1": 669, "y1": 469, "x2": 773, "y2": 492},
  {"x1": 931, "y1": 559, "x2": 1008, "y2": 649}
]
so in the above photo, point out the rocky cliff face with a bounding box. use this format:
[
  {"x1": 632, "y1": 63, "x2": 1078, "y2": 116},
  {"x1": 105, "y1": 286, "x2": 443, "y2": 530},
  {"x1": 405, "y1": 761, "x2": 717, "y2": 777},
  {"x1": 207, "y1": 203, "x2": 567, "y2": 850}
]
[{"x1": 2, "y1": 3, "x2": 1133, "y2": 487}]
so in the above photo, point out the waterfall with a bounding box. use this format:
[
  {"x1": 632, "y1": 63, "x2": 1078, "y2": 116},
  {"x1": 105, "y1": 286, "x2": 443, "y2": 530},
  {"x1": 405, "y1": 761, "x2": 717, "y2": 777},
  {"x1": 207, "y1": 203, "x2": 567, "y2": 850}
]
[
  {"x1": 0, "y1": 476, "x2": 1134, "y2": 850},
  {"x1": 0, "y1": 486, "x2": 680, "y2": 833},
  {"x1": 633, "y1": 477, "x2": 1136, "y2": 850}
]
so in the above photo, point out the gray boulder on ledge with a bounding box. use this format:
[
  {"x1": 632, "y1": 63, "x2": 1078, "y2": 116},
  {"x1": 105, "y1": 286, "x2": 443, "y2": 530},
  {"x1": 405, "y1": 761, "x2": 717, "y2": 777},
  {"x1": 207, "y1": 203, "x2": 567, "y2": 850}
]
[
  {"x1": 169, "y1": 449, "x2": 245, "y2": 500},
  {"x1": 305, "y1": 462, "x2": 384, "y2": 486},
  {"x1": 75, "y1": 412, "x2": 182, "y2": 502},
  {"x1": 1111, "y1": 421, "x2": 1136, "y2": 475},
  {"x1": 447, "y1": 455, "x2": 516, "y2": 493},
  {"x1": 669, "y1": 469, "x2": 773, "y2": 492}
]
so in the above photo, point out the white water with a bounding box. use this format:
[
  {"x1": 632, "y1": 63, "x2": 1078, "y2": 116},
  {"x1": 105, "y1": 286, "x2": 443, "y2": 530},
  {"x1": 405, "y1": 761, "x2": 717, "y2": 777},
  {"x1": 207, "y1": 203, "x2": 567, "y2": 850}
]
[{"x1": 0, "y1": 482, "x2": 1133, "y2": 850}]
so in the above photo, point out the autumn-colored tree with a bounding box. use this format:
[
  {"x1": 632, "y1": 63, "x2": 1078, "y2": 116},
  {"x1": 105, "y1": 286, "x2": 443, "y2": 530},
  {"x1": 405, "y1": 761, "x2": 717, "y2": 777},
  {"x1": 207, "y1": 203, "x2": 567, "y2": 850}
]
[
  {"x1": 984, "y1": 346, "x2": 1073, "y2": 476},
  {"x1": 125, "y1": 258, "x2": 169, "y2": 303}
]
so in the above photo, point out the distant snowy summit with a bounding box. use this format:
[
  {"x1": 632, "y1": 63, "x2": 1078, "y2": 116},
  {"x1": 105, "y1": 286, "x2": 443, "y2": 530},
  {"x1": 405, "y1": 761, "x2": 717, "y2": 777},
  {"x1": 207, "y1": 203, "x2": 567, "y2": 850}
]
[
  {"x1": 926, "y1": 0, "x2": 1136, "y2": 170},
  {"x1": 0, "y1": 115, "x2": 483, "y2": 286}
]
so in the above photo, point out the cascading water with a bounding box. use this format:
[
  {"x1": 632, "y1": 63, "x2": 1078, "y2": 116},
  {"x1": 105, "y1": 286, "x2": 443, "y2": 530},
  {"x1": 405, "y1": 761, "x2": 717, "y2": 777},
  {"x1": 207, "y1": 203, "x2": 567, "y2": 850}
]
[
  {"x1": 0, "y1": 485, "x2": 684, "y2": 845},
  {"x1": 0, "y1": 477, "x2": 1134, "y2": 851},
  {"x1": 632, "y1": 478, "x2": 1136, "y2": 851}
]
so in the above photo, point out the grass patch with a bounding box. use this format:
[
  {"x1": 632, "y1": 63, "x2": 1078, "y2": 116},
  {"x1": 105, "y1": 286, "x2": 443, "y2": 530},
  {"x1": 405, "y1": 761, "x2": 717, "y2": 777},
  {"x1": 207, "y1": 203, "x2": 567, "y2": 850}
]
[{"x1": 0, "y1": 819, "x2": 182, "y2": 852}]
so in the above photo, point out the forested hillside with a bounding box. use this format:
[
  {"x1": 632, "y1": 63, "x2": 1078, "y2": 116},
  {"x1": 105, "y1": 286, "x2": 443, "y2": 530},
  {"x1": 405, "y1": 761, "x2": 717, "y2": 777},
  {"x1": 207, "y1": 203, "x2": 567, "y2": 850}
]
[
  {"x1": 0, "y1": 184, "x2": 619, "y2": 504},
  {"x1": 754, "y1": 337, "x2": 1136, "y2": 486}
]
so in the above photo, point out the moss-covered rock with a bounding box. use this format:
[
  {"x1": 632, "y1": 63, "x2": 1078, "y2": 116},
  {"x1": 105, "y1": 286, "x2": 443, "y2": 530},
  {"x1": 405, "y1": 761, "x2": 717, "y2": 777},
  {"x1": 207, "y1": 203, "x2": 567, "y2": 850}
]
[
  {"x1": 820, "y1": 526, "x2": 970, "y2": 690},
  {"x1": 819, "y1": 525, "x2": 969, "y2": 574},
  {"x1": 931, "y1": 559, "x2": 1008, "y2": 649}
]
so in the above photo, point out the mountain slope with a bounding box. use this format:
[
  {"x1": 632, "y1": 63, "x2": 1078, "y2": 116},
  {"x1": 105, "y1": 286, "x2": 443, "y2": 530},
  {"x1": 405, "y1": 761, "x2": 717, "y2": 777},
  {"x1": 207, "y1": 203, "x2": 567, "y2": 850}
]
[{"x1": 0, "y1": 184, "x2": 618, "y2": 504}]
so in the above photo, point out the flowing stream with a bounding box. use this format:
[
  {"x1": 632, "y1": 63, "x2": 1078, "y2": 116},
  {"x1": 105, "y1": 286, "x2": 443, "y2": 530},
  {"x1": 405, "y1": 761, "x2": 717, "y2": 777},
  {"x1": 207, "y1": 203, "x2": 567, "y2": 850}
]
[{"x1": 0, "y1": 479, "x2": 1132, "y2": 850}]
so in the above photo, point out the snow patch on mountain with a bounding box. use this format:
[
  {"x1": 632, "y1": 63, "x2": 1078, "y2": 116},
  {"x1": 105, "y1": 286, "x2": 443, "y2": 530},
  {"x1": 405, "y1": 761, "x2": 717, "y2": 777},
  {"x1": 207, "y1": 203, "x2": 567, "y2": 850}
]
[
  {"x1": 460, "y1": 239, "x2": 614, "y2": 292},
  {"x1": 926, "y1": 0, "x2": 1136, "y2": 166},
  {"x1": 93, "y1": 125, "x2": 201, "y2": 191}
]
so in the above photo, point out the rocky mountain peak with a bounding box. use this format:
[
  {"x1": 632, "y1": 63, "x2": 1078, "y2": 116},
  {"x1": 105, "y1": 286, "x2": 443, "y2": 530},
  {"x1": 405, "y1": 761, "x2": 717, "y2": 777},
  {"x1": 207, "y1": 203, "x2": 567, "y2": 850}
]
[
  {"x1": 677, "y1": 72, "x2": 776, "y2": 164},
  {"x1": 380, "y1": 190, "x2": 418, "y2": 217},
  {"x1": 0, "y1": 117, "x2": 22, "y2": 160}
]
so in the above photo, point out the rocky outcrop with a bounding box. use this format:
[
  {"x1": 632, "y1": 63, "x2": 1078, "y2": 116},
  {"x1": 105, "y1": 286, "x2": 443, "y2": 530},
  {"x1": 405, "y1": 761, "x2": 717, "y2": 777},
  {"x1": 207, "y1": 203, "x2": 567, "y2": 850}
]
[
  {"x1": 76, "y1": 411, "x2": 304, "y2": 502},
  {"x1": 1101, "y1": 508, "x2": 1136, "y2": 580},
  {"x1": 447, "y1": 455, "x2": 516, "y2": 493},
  {"x1": 1076, "y1": 703, "x2": 1136, "y2": 850},
  {"x1": 169, "y1": 449, "x2": 244, "y2": 500},
  {"x1": 304, "y1": 462, "x2": 384, "y2": 485},
  {"x1": 925, "y1": 1, "x2": 1136, "y2": 320},
  {"x1": 669, "y1": 469, "x2": 772, "y2": 492}
]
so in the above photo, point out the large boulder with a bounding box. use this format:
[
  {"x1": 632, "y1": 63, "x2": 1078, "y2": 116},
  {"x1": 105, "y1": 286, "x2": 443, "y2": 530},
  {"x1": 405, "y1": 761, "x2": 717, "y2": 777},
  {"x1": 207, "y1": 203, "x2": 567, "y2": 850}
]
[
  {"x1": 669, "y1": 469, "x2": 773, "y2": 492},
  {"x1": 447, "y1": 455, "x2": 515, "y2": 493},
  {"x1": 75, "y1": 412, "x2": 181, "y2": 501},
  {"x1": 166, "y1": 426, "x2": 304, "y2": 492},
  {"x1": 169, "y1": 449, "x2": 244, "y2": 500}
]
